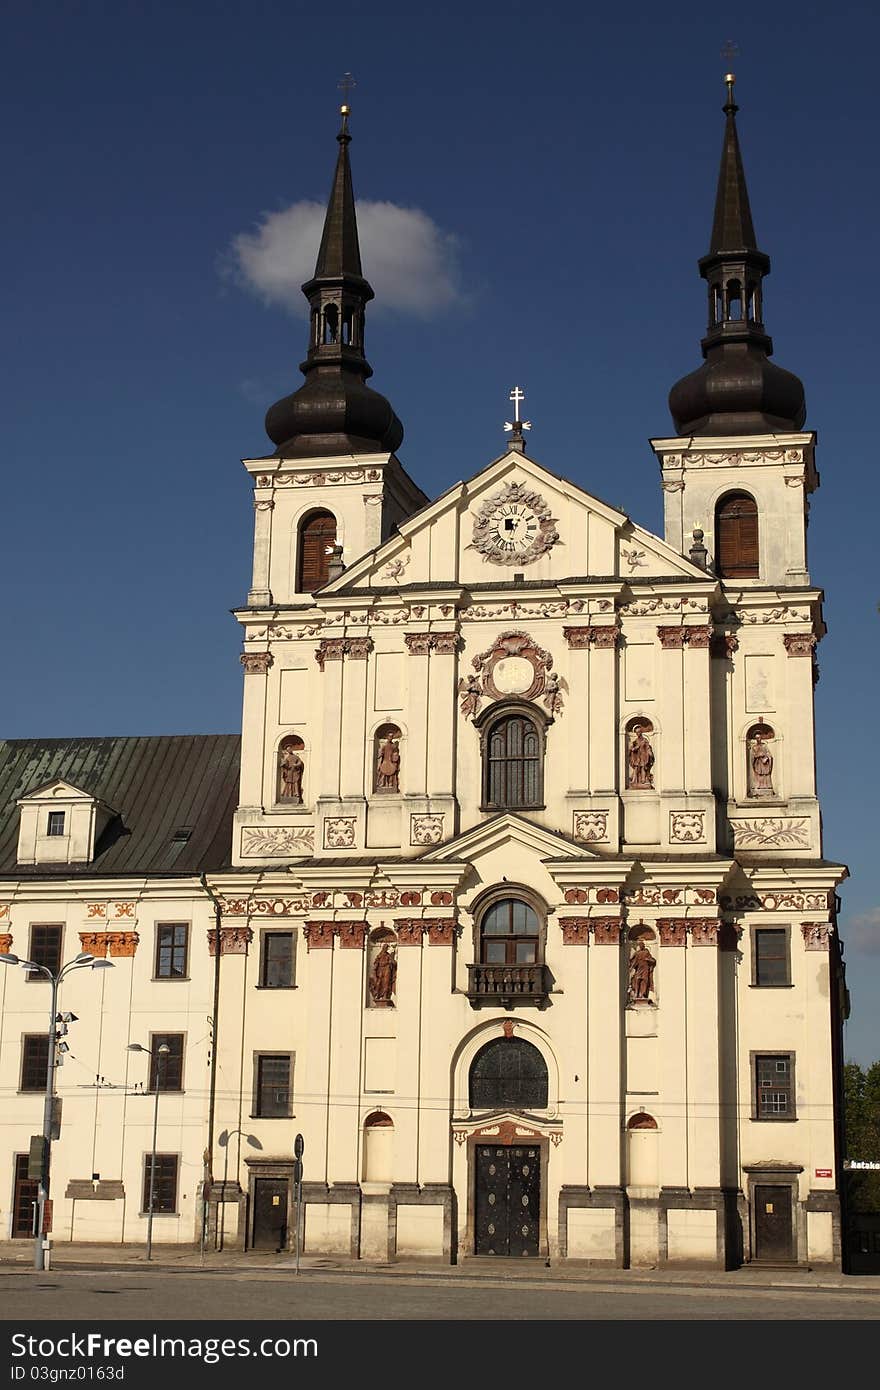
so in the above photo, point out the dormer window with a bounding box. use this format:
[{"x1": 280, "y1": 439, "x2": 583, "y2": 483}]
[
  {"x1": 46, "y1": 812, "x2": 66, "y2": 837},
  {"x1": 16, "y1": 780, "x2": 114, "y2": 866}
]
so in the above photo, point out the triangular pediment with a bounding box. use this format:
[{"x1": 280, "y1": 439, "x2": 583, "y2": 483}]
[
  {"x1": 17, "y1": 779, "x2": 98, "y2": 806},
  {"x1": 321, "y1": 448, "x2": 711, "y2": 596},
  {"x1": 418, "y1": 812, "x2": 596, "y2": 865}
]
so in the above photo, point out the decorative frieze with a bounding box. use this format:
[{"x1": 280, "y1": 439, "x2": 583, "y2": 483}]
[
  {"x1": 323, "y1": 817, "x2": 356, "y2": 850},
  {"x1": 731, "y1": 819, "x2": 810, "y2": 848},
  {"x1": 670, "y1": 812, "x2": 706, "y2": 844},
  {"x1": 660, "y1": 448, "x2": 802, "y2": 468},
  {"x1": 783, "y1": 633, "x2": 817, "y2": 658},
  {"x1": 411, "y1": 814, "x2": 444, "y2": 846},
  {"x1": 255, "y1": 467, "x2": 383, "y2": 488},
  {"x1": 572, "y1": 811, "x2": 609, "y2": 843},
  {"x1": 592, "y1": 918, "x2": 622, "y2": 945},
  {"x1": 240, "y1": 652, "x2": 273, "y2": 675},
  {"x1": 218, "y1": 895, "x2": 310, "y2": 917},
  {"x1": 562, "y1": 625, "x2": 620, "y2": 649},
  {"x1": 625, "y1": 884, "x2": 717, "y2": 907},
  {"x1": 721, "y1": 889, "x2": 833, "y2": 913},
  {"x1": 241, "y1": 826, "x2": 315, "y2": 858},
  {"x1": 563, "y1": 886, "x2": 620, "y2": 906},
  {"x1": 657, "y1": 919, "x2": 687, "y2": 947},
  {"x1": 560, "y1": 918, "x2": 590, "y2": 945},
  {"x1": 207, "y1": 926, "x2": 254, "y2": 957},
  {"x1": 802, "y1": 922, "x2": 833, "y2": 951},
  {"x1": 688, "y1": 919, "x2": 719, "y2": 946},
  {"x1": 460, "y1": 598, "x2": 587, "y2": 621}
]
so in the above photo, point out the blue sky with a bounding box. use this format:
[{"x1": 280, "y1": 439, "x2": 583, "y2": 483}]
[{"x1": 3, "y1": 1, "x2": 879, "y2": 1063}]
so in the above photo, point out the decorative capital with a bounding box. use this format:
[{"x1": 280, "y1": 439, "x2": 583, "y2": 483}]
[
  {"x1": 802, "y1": 921, "x2": 833, "y2": 951},
  {"x1": 79, "y1": 931, "x2": 110, "y2": 958},
  {"x1": 563, "y1": 625, "x2": 620, "y2": 649},
  {"x1": 315, "y1": 637, "x2": 373, "y2": 670},
  {"x1": 711, "y1": 633, "x2": 739, "y2": 658},
  {"x1": 684, "y1": 625, "x2": 712, "y2": 648},
  {"x1": 303, "y1": 921, "x2": 336, "y2": 950},
  {"x1": 591, "y1": 917, "x2": 622, "y2": 945},
  {"x1": 560, "y1": 917, "x2": 590, "y2": 945},
  {"x1": 783, "y1": 633, "x2": 817, "y2": 658},
  {"x1": 0, "y1": 933, "x2": 12, "y2": 955},
  {"x1": 657, "y1": 625, "x2": 688, "y2": 649},
  {"x1": 107, "y1": 931, "x2": 139, "y2": 958},
  {"x1": 657, "y1": 918, "x2": 687, "y2": 947},
  {"x1": 719, "y1": 922, "x2": 743, "y2": 952},
  {"x1": 346, "y1": 637, "x2": 373, "y2": 660},
  {"x1": 394, "y1": 919, "x2": 424, "y2": 946},
  {"x1": 207, "y1": 926, "x2": 253, "y2": 957},
  {"x1": 404, "y1": 632, "x2": 460, "y2": 655},
  {"x1": 336, "y1": 921, "x2": 368, "y2": 949},
  {"x1": 240, "y1": 651, "x2": 273, "y2": 675},
  {"x1": 425, "y1": 918, "x2": 456, "y2": 946},
  {"x1": 688, "y1": 919, "x2": 719, "y2": 946}
]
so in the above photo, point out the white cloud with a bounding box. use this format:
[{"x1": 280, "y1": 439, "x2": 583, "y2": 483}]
[
  {"x1": 846, "y1": 908, "x2": 880, "y2": 955},
  {"x1": 226, "y1": 199, "x2": 462, "y2": 318}
]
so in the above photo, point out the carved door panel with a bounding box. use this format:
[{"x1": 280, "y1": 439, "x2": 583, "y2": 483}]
[
  {"x1": 12, "y1": 1154, "x2": 38, "y2": 1239},
  {"x1": 252, "y1": 1178, "x2": 289, "y2": 1251},
  {"x1": 474, "y1": 1145, "x2": 540, "y2": 1256},
  {"x1": 753, "y1": 1185, "x2": 793, "y2": 1262}
]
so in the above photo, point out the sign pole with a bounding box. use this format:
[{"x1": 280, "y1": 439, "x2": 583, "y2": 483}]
[{"x1": 293, "y1": 1133, "x2": 304, "y2": 1275}]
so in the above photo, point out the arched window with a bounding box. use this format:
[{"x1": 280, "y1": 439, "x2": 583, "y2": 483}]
[
  {"x1": 297, "y1": 510, "x2": 337, "y2": 592},
  {"x1": 482, "y1": 710, "x2": 543, "y2": 809},
  {"x1": 479, "y1": 898, "x2": 540, "y2": 966},
  {"x1": 469, "y1": 1037, "x2": 548, "y2": 1110},
  {"x1": 715, "y1": 492, "x2": 759, "y2": 579}
]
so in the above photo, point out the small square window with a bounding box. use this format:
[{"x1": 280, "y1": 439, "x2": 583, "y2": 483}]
[
  {"x1": 753, "y1": 928, "x2": 789, "y2": 986},
  {"x1": 142, "y1": 1154, "x2": 178, "y2": 1214},
  {"x1": 155, "y1": 924, "x2": 188, "y2": 979},
  {"x1": 148, "y1": 1034, "x2": 184, "y2": 1092},
  {"x1": 260, "y1": 932, "x2": 294, "y2": 988},
  {"x1": 20, "y1": 1035, "x2": 50, "y2": 1091},
  {"x1": 27, "y1": 925, "x2": 62, "y2": 980},
  {"x1": 46, "y1": 811, "x2": 66, "y2": 837},
  {"x1": 754, "y1": 1053, "x2": 795, "y2": 1119},
  {"x1": 254, "y1": 1054, "x2": 293, "y2": 1118}
]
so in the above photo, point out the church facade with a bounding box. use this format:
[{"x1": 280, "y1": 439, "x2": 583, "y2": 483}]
[{"x1": 0, "y1": 79, "x2": 848, "y2": 1269}]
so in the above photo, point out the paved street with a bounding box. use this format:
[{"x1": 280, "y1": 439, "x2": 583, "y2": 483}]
[{"x1": 1, "y1": 1265, "x2": 879, "y2": 1320}]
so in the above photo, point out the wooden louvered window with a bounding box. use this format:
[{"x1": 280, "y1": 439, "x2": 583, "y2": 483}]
[
  {"x1": 297, "y1": 510, "x2": 337, "y2": 592},
  {"x1": 483, "y1": 712, "x2": 543, "y2": 809},
  {"x1": 716, "y1": 492, "x2": 759, "y2": 578}
]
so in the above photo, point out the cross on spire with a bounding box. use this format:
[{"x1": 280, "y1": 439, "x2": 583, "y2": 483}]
[
  {"x1": 337, "y1": 72, "x2": 356, "y2": 131},
  {"x1": 720, "y1": 39, "x2": 738, "y2": 108},
  {"x1": 504, "y1": 386, "x2": 532, "y2": 449}
]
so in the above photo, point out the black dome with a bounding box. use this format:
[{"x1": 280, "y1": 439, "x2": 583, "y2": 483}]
[
  {"x1": 265, "y1": 367, "x2": 404, "y2": 459},
  {"x1": 669, "y1": 343, "x2": 806, "y2": 436}
]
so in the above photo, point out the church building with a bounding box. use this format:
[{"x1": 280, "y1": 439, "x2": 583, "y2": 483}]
[{"x1": 0, "y1": 76, "x2": 848, "y2": 1269}]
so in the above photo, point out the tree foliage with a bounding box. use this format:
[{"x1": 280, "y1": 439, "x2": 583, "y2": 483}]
[{"x1": 844, "y1": 1060, "x2": 880, "y2": 1211}]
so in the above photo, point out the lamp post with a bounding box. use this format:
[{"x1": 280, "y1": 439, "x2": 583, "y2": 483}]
[
  {"x1": 127, "y1": 1040, "x2": 171, "y2": 1260},
  {"x1": 216, "y1": 1127, "x2": 262, "y2": 1251},
  {"x1": 0, "y1": 950, "x2": 115, "y2": 1272}
]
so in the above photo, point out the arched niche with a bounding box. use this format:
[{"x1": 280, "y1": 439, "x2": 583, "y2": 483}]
[
  {"x1": 625, "y1": 717, "x2": 655, "y2": 791},
  {"x1": 373, "y1": 722, "x2": 402, "y2": 795},
  {"x1": 367, "y1": 926, "x2": 397, "y2": 1009},
  {"x1": 746, "y1": 722, "x2": 776, "y2": 799},
  {"x1": 276, "y1": 735, "x2": 305, "y2": 805},
  {"x1": 626, "y1": 1112, "x2": 659, "y2": 1188},
  {"x1": 362, "y1": 1110, "x2": 394, "y2": 1183}
]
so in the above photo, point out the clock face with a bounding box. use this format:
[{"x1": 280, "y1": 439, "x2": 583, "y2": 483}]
[{"x1": 469, "y1": 481, "x2": 559, "y2": 567}]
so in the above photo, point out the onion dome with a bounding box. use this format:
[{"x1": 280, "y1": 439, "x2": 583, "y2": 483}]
[
  {"x1": 668, "y1": 76, "x2": 806, "y2": 436},
  {"x1": 265, "y1": 106, "x2": 404, "y2": 458}
]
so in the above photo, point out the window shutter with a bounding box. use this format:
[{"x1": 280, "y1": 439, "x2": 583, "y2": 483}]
[
  {"x1": 716, "y1": 493, "x2": 759, "y2": 578},
  {"x1": 297, "y1": 512, "x2": 337, "y2": 592}
]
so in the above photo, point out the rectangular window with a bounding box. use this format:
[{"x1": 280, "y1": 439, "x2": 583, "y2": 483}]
[
  {"x1": 155, "y1": 923, "x2": 188, "y2": 979},
  {"x1": 27, "y1": 925, "x2": 62, "y2": 979},
  {"x1": 46, "y1": 811, "x2": 66, "y2": 837},
  {"x1": 254, "y1": 1054, "x2": 293, "y2": 1118},
  {"x1": 754, "y1": 1053, "x2": 795, "y2": 1120},
  {"x1": 20, "y1": 1035, "x2": 50, "y2": 1092},
  {"x1": 142, "y1": 1153, "x2": 179, "y2": 1214},
  {"x1": 753, "y1": 928, "x2": 790, "y2": 986},
  {"x1": 148, "y1": 1034, "x2": 185, "y2": 1092},
  {"x1": 260, "y1": 932, "x2": 295, "y2": 989}
]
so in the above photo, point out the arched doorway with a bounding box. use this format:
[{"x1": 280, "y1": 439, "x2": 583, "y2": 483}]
[{"x1": 469, "y1": 1038, "x2": 548, "y2": 1257}]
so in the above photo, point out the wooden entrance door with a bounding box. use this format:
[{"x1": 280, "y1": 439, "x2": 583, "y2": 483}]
[
  {"x1": 753, "y1": 1185, "x2": 794, "y2": 1261},
  {"x1": 251, "y1": 1177, "x2": 289, "y2": 1251},
  {"x1": 12, "y1": 1154, "x2": 38, "y2": 1239},
  {"x1": 474, "y1": 1145, "x2": 540, "y2": 1256}
]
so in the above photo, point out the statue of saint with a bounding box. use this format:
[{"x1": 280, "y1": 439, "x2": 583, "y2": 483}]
[
  {"x1": 628, "y1": 940, "x2": 656, "y2": 1003},
  {"x1": 748, "y1": 731, "x2": 774, "y2": 797},
  {"x1": 627, "y1": 725, "x2": 655, "y2": 789},
  {"x1": 375, "y1": 735, "x2": 401, "y2": 792},
  {"x1": 278, "y1": 745, "x2": 304, "y2": 803},
  {"x1": 368, "y1": 944, "x2": 397, "y2": 1006}
]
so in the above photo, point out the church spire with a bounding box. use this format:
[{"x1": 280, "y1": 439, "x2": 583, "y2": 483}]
[
  {"x1": 264, "y1": 98, "x2": 404, "y2": 459},
  {"x1": 668, "y1": 74, "x2": 806, "y2": 437}
]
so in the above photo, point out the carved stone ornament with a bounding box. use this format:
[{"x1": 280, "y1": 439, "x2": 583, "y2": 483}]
[
  {"x1": 337, "y1": 921, "x2": 369, "y2": 949},
  {"x1": 394, "y1": 920, "x2": 425, "y2": 946},
  {"x1": 382, "y1": 553, "x2": 410, "y2": 582},
  {"x1": 0, "y1": 933, "x2": 12, "y2": 954},
  {"x1": 802, "y1": 922, "x2": 833, "y2": 951},
  {"x1": 783, "y1": 633, "x2": 817, "y2": 658},
  {"x1": 592, "y1": 917, "x2": 622, "y2": 945},
  {"x1": 731, "y1": 819, "x2": 810, "y2": 848},
  {"x1": 719, "y1": 922, "x2": 743, "y2": 952},
  {"x1": 468, "y1": 481, "x2": 560, "y2": 567},
  {"x1": 663, "y1": 447, "x2": 801, "y2": 469},
  {"x1": 563, "y1": 624, "x2": 621, "y2": 650},
  {"x1": 626, "y1": 884, "x2": 716, "y2": 906},
  {"x1": 207, "y1": 926, "x2": 254, "y2": 957},
  {"x1": 323, "y1": 817, "x2": 356, "y2": 849},
  {"x1": 627, "y1": 939, "x2": 656, "y2": 1003},
  {"x1": 560, "y1": 917, "x2": 590, "y2": 945},
  {"x1": 721, "y1": 889, "x2": 832, "y2": 913},
  {"x1": 240, "y1": 651, "x2": 273, "y2": 675},
  {"x1": 467, "y1": 629, "x2": 555, "y2": 712},
  {"x1": 710, "y1": 633, "x2": 739, "y2": 658},
  {"x1": 368, "y1": 942, "x2": 397, "y2": 1003},
  {"x1": 657, "y1": 625, "x2": 712, "y2": 650},
  {"x1": 425, "y1": 918, "x2": 456, "y2": 946},
  {"x1": 573, "y1": 810, "x2": 609, "y2": 843},
  {"x1": 219, "y1": 895, "x2": 309, "y2": 917},
  {"x1": 79, "y1": 931, "x2": 110, "y2": 958},
  {"x1": 315, "y1": 637, "x2": 373, "y2": 670},
  {"x1": 688, "y1": 919, "x2": 719, "y2": 946},
  {"x1": 670, "y1": 812, "x2": 705, "y2": 843},
  {"x1": 303, "y1": 922, "x2": 336, "y2": 950},
  {"x1": 411, "y1": 814, "x2": 444, "y2": 846},
  {"x1": 404, "y1": 632, "x2": 460, "y2": 655},
  {"x1": 257, "y1": 467, "x2": 382, "y2": 489},
  {"x1": 241, "y1": 826, "x2": 314, "y2": 858},
  {"x1": 0, "y1": 902, "x2": 10, "y2": 920},
  {"x1": 657, "y1": 919, "x2": 687, "y2": 947}
]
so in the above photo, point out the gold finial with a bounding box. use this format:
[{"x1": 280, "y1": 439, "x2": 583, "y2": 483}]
[
  {"x1": 337, "y1": 72, "x2": 356, "y2": 130},
  {"x1": 720, "y1": 40, "x2": 738, "y2": 109}
]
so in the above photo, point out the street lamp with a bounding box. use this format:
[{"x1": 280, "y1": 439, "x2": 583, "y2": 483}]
[
  {"x1": 216, "y1": 1128, "x2": 262, "y2": 1251},
  {"x1": 127, "y1": 1040, "x2": 171, "y2": 1261},
  {"x1": 0, "y1": 950, "x2": 115, "y2": 1271}
]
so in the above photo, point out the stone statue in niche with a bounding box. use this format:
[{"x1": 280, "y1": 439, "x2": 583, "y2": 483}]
[
  {"x1": 368, "y1": 943, "x2": 397, "y2": 1006},
  {"x1": 627, "y1": 723, "x2": 655, "y2": 790},
  {"x1": 278, "y1": 741, "x2": 304, "y2": 803},
  {"x1": 748, "y1": 727, "x2": 775, "y2": 798},
  {"x1": 628, "y1": 940, "x2": 656, "y2": 1004},
  {"x1": 375, "y1": 733, "x2": 401, "y2": 793}
]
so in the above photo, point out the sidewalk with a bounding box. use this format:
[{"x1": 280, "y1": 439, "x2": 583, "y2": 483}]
[{"x1": 1, "y1": 1241, "x2": 876, "y2": 1292}]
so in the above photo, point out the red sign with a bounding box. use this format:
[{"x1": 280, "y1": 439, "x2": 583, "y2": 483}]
[
  {"x1": 41, "y1": 1200, "x2": 53, "y2": 1234},
  {"x1": 815, "y1": 1168, "x2": 832, "y2": 1178}
]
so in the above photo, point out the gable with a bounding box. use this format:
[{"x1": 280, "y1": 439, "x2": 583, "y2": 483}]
[{"x1": 325, "y1": 448, "x2": 709, "y2": 595}]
